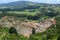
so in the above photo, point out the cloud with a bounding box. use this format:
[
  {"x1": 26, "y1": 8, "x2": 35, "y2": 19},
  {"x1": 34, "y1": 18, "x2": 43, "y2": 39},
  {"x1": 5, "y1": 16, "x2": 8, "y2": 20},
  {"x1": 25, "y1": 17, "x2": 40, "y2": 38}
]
[
  {"x1": 0, "y1": 0, "x2": 60, "y2": 4},
  {"x1": 0, "y1": 0, "x2": 20, "y2": 3},
  {"x1": 33, "y1": 0, "x2": 60, "y2": 4},
  {"x1": 26, "y1": 0, "x2": 60, "y2": 4}
]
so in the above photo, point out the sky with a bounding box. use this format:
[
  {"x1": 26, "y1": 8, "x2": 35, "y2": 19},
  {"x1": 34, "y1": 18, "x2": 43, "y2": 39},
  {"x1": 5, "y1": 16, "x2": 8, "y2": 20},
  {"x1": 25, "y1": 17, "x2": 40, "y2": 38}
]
[{"x1": 0, "y1": 0, "x2": 60, "y2": 4}]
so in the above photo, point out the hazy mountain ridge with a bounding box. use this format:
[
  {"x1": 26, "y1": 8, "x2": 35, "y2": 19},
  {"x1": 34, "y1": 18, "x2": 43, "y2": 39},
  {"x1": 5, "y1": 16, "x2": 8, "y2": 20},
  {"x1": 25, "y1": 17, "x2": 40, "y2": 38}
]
[
  {"x1": 0, "y1": 1, "x2": 59, "y2": 10},
  {"x1": 0, "y1": 1, "x2": 40, "y2": 8}
]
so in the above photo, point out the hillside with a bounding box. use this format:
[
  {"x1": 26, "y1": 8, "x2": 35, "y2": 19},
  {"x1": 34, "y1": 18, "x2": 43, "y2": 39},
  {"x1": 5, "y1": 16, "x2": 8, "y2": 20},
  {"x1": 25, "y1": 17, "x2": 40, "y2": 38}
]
[
  {"x1": 0, "y1": 16, "x2": 60, "y2": 40},
  {"x1": 0, "y1": 1, "x2": 40, "y2": 9},
  {"x1": 0, "y1": 1, "x2": 60, "y2": 40},
  {"x1": 0, "y1": 16, "x2": 56, "y2": 38}
]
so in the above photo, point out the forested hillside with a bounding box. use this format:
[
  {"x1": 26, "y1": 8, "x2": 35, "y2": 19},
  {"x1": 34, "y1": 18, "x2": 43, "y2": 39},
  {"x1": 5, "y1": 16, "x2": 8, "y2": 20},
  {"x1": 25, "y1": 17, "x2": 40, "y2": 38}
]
[{"x1": 0, "y1": 1, "x2": 60, "y2": 40}]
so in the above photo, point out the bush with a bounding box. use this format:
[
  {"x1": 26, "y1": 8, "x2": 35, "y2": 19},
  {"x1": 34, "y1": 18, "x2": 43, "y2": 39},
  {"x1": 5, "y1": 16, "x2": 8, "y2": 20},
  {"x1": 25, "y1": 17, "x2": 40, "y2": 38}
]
[
  {"x1": 57, "y1": 36, "x2": 60, "y2": 40},
  {"x1": 32, "y1": 28, "x2": 36, "y2": 35},
  {"x1": 9, "y1": 27, "x2": 17, "y2": 35}
]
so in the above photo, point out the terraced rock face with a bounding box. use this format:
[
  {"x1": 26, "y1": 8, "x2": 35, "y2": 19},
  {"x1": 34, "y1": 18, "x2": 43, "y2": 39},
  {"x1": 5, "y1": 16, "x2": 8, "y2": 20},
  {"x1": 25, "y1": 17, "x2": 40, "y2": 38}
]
[{"x1": 0, "y1": 16, "x2": 56, "y2": 38}]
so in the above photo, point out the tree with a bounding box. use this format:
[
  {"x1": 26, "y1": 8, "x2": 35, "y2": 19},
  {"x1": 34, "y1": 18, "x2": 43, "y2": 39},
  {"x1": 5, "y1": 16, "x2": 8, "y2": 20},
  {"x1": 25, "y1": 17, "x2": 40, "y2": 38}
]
[
  {"x1": 32, "y1": 28, "x2": 36, "y2": 35},
  {"x1": 9, "y1": 27, "x2": 17, "y2": 35},
  {"x1": 57, "y1": 36, "x2": 60, "y2": 40}
]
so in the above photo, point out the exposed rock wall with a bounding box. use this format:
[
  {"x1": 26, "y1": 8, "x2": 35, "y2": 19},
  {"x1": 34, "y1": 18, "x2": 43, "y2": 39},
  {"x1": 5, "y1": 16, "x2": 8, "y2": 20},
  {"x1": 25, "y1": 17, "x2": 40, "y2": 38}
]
[{"x1": 0, "y1": 16, "x2": 56, "y2": 38}]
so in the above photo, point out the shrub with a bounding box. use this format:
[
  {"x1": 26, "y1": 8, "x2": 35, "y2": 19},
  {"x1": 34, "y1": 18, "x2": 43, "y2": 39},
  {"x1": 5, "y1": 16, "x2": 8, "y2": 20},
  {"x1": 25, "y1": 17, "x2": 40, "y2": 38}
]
[{"x1": 9, "y1": 27, "x2": 17, "y2": 35}]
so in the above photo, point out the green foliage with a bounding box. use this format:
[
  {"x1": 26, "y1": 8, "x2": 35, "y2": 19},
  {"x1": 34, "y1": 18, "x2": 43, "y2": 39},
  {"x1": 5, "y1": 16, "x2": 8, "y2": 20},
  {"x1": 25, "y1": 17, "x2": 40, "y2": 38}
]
[
  {"x1": 0, "y1": 27, "x2": 28, "y2": 40},
  {"x1": 57, "y1": 36, "x2": 60, "y2": 40},
  {"x1": 29, "y1": 33, "x2": 47, "y2": 40},
  {"x1": 3, "y1": 33, "x2": 28, "y2": 40}
]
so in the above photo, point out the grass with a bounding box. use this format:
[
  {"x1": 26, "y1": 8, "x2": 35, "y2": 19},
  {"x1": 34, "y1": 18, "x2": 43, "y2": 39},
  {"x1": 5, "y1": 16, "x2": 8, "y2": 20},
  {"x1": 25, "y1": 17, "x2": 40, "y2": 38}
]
[
  {"x1": 6, "y1": 11, "x2": 40, "y2": 16},
  {"x1": 0, "y1": 12, "x2": 2, "y2": 14}
]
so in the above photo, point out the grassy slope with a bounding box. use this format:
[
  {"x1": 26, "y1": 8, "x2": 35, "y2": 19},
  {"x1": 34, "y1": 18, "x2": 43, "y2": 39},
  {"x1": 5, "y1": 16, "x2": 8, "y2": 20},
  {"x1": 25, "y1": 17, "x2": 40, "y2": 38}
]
[{"x1": 5, "y1": 11, "x2": 40, "y2": 16}]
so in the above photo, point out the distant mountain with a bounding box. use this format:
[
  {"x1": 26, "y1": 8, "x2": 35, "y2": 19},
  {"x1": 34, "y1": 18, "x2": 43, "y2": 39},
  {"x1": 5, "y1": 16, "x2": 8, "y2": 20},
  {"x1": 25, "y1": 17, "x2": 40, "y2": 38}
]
[
  {"x1": 0, "y1": 1, "x2": 40, "y2": 9},
  {"x1": 0, "y1": 1, "x2": 59, "y2": 11},
  {"x1": 0, "y1": 1, "x2": 59, "y2": 9}
]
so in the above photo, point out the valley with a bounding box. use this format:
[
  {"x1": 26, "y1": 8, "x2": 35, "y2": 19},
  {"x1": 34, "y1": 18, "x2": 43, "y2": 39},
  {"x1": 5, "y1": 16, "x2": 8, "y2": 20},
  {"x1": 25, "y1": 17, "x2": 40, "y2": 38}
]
[{"x1": 0, "y1": 1, "x2": 60, "y2": 40}]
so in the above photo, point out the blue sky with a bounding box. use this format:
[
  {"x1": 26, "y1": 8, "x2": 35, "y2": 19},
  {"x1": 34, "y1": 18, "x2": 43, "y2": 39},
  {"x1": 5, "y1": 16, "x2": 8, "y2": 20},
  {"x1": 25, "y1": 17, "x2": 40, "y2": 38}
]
[{"x1": 0, "y1": 0, "x2": 60, "y2": 4}]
